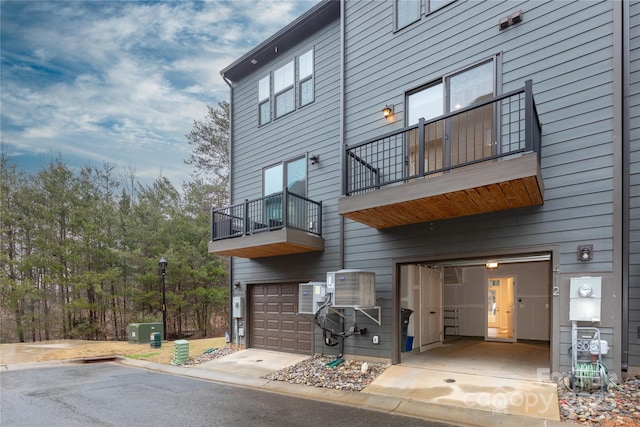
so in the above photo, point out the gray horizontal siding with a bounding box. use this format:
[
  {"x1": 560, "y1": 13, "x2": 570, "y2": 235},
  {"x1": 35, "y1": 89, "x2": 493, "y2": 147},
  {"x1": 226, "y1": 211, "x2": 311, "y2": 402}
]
[
  {"x1": 342, "y1": 0, "x2": 616, "y2": 279},
  {"x1": 228, "y1": 16, "x2": 342, "y2": 293},
  {"x1": 629, "y1": 0, "x2": 640, "y2": 367}
]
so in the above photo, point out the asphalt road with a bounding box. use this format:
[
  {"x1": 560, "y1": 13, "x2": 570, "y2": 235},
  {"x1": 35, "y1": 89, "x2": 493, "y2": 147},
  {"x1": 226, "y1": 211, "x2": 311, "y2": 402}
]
[{"x1": 1, "y1": 362, "x2": 454, "y2": 427}]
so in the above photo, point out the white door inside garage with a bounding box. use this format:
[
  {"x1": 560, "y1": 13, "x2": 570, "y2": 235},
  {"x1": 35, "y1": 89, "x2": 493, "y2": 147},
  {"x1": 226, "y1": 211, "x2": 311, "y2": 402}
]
[{"x1": 248, "y1": 283, "x2": 312, "y2": 355}]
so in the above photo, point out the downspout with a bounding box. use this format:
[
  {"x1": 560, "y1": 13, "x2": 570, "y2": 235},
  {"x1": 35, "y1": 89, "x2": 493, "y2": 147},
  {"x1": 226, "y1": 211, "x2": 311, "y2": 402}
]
[
  {"x1": 222, "y1": 74, "x2": 235, "y2": 345},
  {"x1": 619, "y1": 0, "x2": 630, "y2": 372},
  {"x1": 339, "y1": 0, "x2": 346, "y2": 270},
  {"x1": 612, "y1": 0, "x2": 626, "y2": 372}
]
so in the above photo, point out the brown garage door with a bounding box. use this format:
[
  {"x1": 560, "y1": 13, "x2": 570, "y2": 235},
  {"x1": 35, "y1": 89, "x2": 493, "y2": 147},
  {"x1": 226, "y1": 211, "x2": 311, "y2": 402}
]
[{"x1": 249, "y1": 283, "x2": 312, "y2": 354}]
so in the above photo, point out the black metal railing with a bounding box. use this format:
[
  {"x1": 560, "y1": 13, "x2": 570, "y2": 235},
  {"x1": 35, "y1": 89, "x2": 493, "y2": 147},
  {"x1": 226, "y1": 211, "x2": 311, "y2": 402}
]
[
  {"x1": 211, "y1": 189, "x2": 322, "y2": 241},
  {"x1": 344, "y1": 80, "x2": 541, "y2": 195}
]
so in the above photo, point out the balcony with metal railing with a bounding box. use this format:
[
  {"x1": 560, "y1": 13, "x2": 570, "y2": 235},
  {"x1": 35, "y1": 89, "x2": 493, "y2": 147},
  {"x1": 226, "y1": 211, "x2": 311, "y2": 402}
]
[
  {"x1": 338, "y1": 80, "x2": 544, "y2": 229},
  {"x1": 208, "y1": 189, "x2": 324, "y2": 258}
]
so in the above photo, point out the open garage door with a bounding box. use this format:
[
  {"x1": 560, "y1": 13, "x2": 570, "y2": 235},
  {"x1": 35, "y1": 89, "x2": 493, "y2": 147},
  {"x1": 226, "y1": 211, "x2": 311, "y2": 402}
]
[
  {"x1": 248, "y1": 283, "x2": 312, "y2": 355},
  {"x1": 399, "y1": 254, "x2": 552, "y2": 381}
]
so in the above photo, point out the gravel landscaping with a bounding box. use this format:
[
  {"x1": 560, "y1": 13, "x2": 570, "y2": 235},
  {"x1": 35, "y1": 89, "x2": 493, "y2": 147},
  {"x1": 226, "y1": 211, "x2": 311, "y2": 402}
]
[{"x1": 557, "y1": 375, "x2": 640, "y2": 426}]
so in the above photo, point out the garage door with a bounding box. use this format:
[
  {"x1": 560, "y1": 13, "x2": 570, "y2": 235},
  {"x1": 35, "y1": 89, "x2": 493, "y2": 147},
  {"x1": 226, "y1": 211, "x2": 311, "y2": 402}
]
[{"x1": 249, "y1": 283, "x2": 312, "y2": 354}]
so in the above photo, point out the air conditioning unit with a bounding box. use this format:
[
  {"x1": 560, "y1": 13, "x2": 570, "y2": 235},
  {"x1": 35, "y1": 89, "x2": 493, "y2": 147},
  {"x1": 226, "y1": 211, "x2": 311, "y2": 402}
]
[
  {"x1": 326, "y1": 270, "x2": 375, "y2": 308},
  {"x1": 298, "y1": 282, "x2": 327, "y2": 314}
]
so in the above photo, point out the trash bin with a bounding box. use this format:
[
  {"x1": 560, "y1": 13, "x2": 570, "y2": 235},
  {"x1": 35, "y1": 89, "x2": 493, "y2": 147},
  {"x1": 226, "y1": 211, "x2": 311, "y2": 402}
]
[
  {"x1": 150, "y1": 332, "x2": 162, "y2": 349},
  {"x1": 405, "y1": 336, "x2": 414, "y2": 352},
  {"x1": 400, "y1": 308, "x2": 413, "y2": 352}
]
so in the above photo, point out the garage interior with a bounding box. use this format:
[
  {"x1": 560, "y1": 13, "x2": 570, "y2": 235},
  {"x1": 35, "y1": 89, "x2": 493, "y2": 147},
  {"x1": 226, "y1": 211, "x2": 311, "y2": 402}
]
[{"x1": 399, "y1": 257, "x2": 552, "y2": 381}]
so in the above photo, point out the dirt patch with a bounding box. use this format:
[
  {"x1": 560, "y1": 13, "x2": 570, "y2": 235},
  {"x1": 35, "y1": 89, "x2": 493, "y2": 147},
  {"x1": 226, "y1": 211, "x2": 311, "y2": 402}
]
[{"x1": 34, "y1": 337, "x2": 228, "y2": 365}]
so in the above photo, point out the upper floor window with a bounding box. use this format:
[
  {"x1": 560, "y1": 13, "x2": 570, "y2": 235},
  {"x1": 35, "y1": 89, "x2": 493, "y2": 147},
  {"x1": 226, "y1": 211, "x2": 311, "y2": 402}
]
[
  {"x1": 259, "y1": 76, "x2": 271, "y2": 126},
  {"x1": 257, "y1": 49, "x2": 315, "y2": 126},
  {"x1": 299, "y1": 50, "x2": 314, "y2": 106},
  {"x1": 396, "y1": 0, "x2": 420, "y2": 30},
  {"x1": 406, "y1": 59, "x2": 496, "y2": 173},
  {"x1": 264, "y1": 156, "x2": 306, "y2": 198},
  {"x1": 395, "y1": 0, "x2": 453, "y2": 30},
  {"x1": 263, "y1": 156, "x2": 307, "y2": 225},
  {"x1": 274, "y1": 61, "x2": 295, "y2": 118},
  {"x1": 407, "y1": 59, "x2": 494, "y2": 124}
]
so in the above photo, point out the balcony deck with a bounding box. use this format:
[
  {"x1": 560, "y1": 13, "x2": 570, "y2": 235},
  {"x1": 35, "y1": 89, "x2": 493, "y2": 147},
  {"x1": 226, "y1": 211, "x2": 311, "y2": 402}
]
[
  {"x1": 338, "y1": 81, "x2": 543, "y2": 229},
  {"x1": 338, "y1": 152, "x2": 543, "y2": 229},
  {"x1": 208, "y1": 228, "x2": 324, "y2": 258},
  {"x1": 209, "y1": 190, "x2": 324, "y2": 258}
]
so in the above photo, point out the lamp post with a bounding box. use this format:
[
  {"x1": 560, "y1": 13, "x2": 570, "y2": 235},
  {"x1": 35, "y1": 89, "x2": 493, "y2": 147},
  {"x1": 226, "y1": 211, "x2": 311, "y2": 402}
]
[{"x1": 158, "y1": 257, "x2": 167, "y2": 340}]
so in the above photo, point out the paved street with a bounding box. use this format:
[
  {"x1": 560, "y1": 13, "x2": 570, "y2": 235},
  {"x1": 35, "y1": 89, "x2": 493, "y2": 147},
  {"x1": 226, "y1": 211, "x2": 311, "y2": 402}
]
[{"x1": 1, "y1": 363, "x2": 453, "y2": 427}]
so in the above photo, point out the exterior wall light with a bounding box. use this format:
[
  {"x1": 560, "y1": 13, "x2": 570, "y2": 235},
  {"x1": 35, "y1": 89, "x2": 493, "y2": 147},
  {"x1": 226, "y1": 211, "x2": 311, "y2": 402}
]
[
  {"x1": 382, "y1": 105, "x2": 393, "y2": 118},
  {"x1": 486, "y1": 261, "x2": 499, "y2": 269},
  {"x1": 578, "y1": 244, "x2": 593, "y2": 262},
  {"x1": 310, "y1": 154, "x2": 320, "y2": 165}
]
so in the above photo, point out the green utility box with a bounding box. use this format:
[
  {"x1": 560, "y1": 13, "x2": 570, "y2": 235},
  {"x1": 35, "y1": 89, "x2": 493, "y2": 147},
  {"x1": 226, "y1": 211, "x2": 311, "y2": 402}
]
[
  {"x1": 150, "y1": 332, "x2": 162, "y2": 348},
  {"x1": 128, "y1": 323, "x2": 163, "y2": 344},
  {"x1": 171, "y1": 340, "x2": 190, "y2": 365}
]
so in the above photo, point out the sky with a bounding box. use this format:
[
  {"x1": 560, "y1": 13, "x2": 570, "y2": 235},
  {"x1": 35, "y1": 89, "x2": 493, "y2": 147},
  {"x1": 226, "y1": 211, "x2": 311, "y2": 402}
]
[{"x1": 1, "y1": 0, "x2": 316, "y2": 188}]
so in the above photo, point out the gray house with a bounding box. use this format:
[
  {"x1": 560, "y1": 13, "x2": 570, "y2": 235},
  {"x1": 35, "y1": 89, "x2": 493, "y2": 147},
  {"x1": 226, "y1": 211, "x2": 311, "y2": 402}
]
[{"x1": 211, "y1": 0, "x2": 639, "y2": 381}]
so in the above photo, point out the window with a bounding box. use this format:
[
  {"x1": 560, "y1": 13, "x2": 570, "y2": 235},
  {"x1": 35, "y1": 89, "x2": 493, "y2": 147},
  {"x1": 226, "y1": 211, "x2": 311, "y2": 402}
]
[
  {"x1": 429, "y1": 0, "x2": 451, "y2": 13},
  {"x1": 264, "y1": 157, "x2": 306, "y2": 198},
  {"x1": 258, "y1": 49, "x2": 314, "y2": 125},
  {"x1": 406, "y1": 59, "x2": 495, "y2": 174},
  {"x1": 407, "y1": 59, "x2": 494, "y2": 124},
  {"x1": 298, "y1": 50, "x2": 314, "y2": 106},
  {"x1": 396, "y1": 0, "x2": 420, "y2": 30},
  {"x1": 395, "y1": 0, "x2": 453, "y2": 29},
  {"x1": 263, "y1": 157, "x2": 307, "y2": 227},
  {"x1": 274, "y1": 61, "x2": 295, "y2": 118},
  {"x1": 259, "y1": 76, "x2": 271, "y2": 125}
]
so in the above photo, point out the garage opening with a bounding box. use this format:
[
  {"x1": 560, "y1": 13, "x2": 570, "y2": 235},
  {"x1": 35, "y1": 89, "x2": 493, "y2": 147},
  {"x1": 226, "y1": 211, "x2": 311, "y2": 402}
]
[
  {"x1": 398, "y1": 255, "x2": 551, "y2": 381},
  {"x1": 248, "y1": 283, "x2": 313, "y2": 355}
]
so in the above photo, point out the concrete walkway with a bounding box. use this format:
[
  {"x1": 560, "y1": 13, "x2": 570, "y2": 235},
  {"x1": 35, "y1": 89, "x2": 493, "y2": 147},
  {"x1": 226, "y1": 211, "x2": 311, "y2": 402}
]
[{"x1": 1, "y1": 345, "x2": 563, "y2": 427}]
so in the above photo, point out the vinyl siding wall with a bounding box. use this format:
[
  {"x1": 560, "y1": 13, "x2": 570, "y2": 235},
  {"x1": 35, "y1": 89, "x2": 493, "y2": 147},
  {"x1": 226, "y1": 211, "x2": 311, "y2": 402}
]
[
  {"x1": 340, "y1": 0, "x2": 617, "y2": 366},
  {"x1": 629, "y1": 0, "x2": 640, "y2": 368},
  {"x1": 224, "y1": 0, "x2": 626, "y2": 368},
  {"x1": 228, "y1": 19, "x2": 342, "y2": 352}
]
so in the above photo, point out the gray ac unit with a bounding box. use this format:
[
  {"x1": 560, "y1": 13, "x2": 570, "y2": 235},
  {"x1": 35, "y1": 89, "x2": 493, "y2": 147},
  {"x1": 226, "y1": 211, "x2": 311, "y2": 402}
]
[
  {"x1": 298, "y1": 282, "x2": 327, "y2": 314},
  {"x1": 326, "y1": 270, "x2": 375, "y2": 307}
]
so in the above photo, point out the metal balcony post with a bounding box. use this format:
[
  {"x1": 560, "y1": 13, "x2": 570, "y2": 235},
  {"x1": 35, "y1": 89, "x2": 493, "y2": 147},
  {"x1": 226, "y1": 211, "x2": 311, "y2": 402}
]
[
  {"x1": 243, "y1": 199, "x2": 249, "y2": 235},
  {"x1": 418, "y1": 118, "x2": 425, "y2": 177},
  {"x1": 524, "y1": 79, "x2": 533, "y2": 152},
  {"x1": 318, "y1": 201, "x2": 323, "y2": 236},
  {"x1": 211, "y1": 208, "x2": 215, "y2": 241},
  {"x1": 283, "y1": 189, "x2": 288, "y2": 228},
  {"x1": 343, "y1": 148, "x2": 349, "y2": 195}
]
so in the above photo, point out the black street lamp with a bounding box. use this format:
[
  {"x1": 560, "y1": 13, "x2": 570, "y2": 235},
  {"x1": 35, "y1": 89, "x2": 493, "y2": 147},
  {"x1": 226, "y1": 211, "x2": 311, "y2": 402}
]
[{"x1": 158, "y1": 257, "x2": 167, "y2": 340}]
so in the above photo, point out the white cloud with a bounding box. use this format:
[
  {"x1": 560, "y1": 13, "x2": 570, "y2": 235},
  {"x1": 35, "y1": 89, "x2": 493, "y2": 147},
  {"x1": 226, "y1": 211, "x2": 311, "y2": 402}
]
[{"x1": 1, "y1": 0, "x2": 317, "y2": 188}]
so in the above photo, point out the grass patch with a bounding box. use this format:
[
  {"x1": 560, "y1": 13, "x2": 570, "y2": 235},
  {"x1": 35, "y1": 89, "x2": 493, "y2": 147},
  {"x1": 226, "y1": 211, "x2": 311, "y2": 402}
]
[
  {"x1": 126, "y1": 352, "x2": 161, "y2": 359},
  {"x1": 34, "y1": 337, "x2": 228, "y2": 365}
]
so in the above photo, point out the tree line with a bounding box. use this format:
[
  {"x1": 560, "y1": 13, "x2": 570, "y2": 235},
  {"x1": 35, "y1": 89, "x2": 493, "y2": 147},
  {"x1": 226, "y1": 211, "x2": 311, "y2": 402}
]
[{"x1": 0, "y1": 102, "x2": 230, "y2": 343}]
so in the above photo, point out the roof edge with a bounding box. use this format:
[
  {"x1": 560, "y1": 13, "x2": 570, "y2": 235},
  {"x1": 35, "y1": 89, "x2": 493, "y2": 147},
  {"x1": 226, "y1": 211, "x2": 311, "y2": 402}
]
[{"x1": 221, "y1": 0, "x2": 339, "y2": 82}]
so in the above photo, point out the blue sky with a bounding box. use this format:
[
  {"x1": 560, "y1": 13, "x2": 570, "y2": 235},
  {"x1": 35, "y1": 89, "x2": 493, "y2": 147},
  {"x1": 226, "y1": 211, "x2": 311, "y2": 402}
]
[{"x1": 1, "y1": 0, "x2": 316, "y2": 187}]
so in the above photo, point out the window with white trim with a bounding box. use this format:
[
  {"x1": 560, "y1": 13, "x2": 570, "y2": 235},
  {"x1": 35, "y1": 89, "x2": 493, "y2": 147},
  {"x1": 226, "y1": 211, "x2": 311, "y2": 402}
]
[
  {"x1": 274, "y1": 61, "x2": 295, "y2": 118},
  {"x1": 258, "y1": 76, "x2": 271, "y2": 126},
  {"x1": 257, "y1": 49, "x2": 314, "y2": 126},
  {"x1": 298, "y1": 50, "x2": 314, "y2": 106},
  {"x1": 396, "y1": 0, "x2": 420, "y2": 29},
  {"x1": 395, "y1": 0, "x2": 454, "y2": 30}
]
